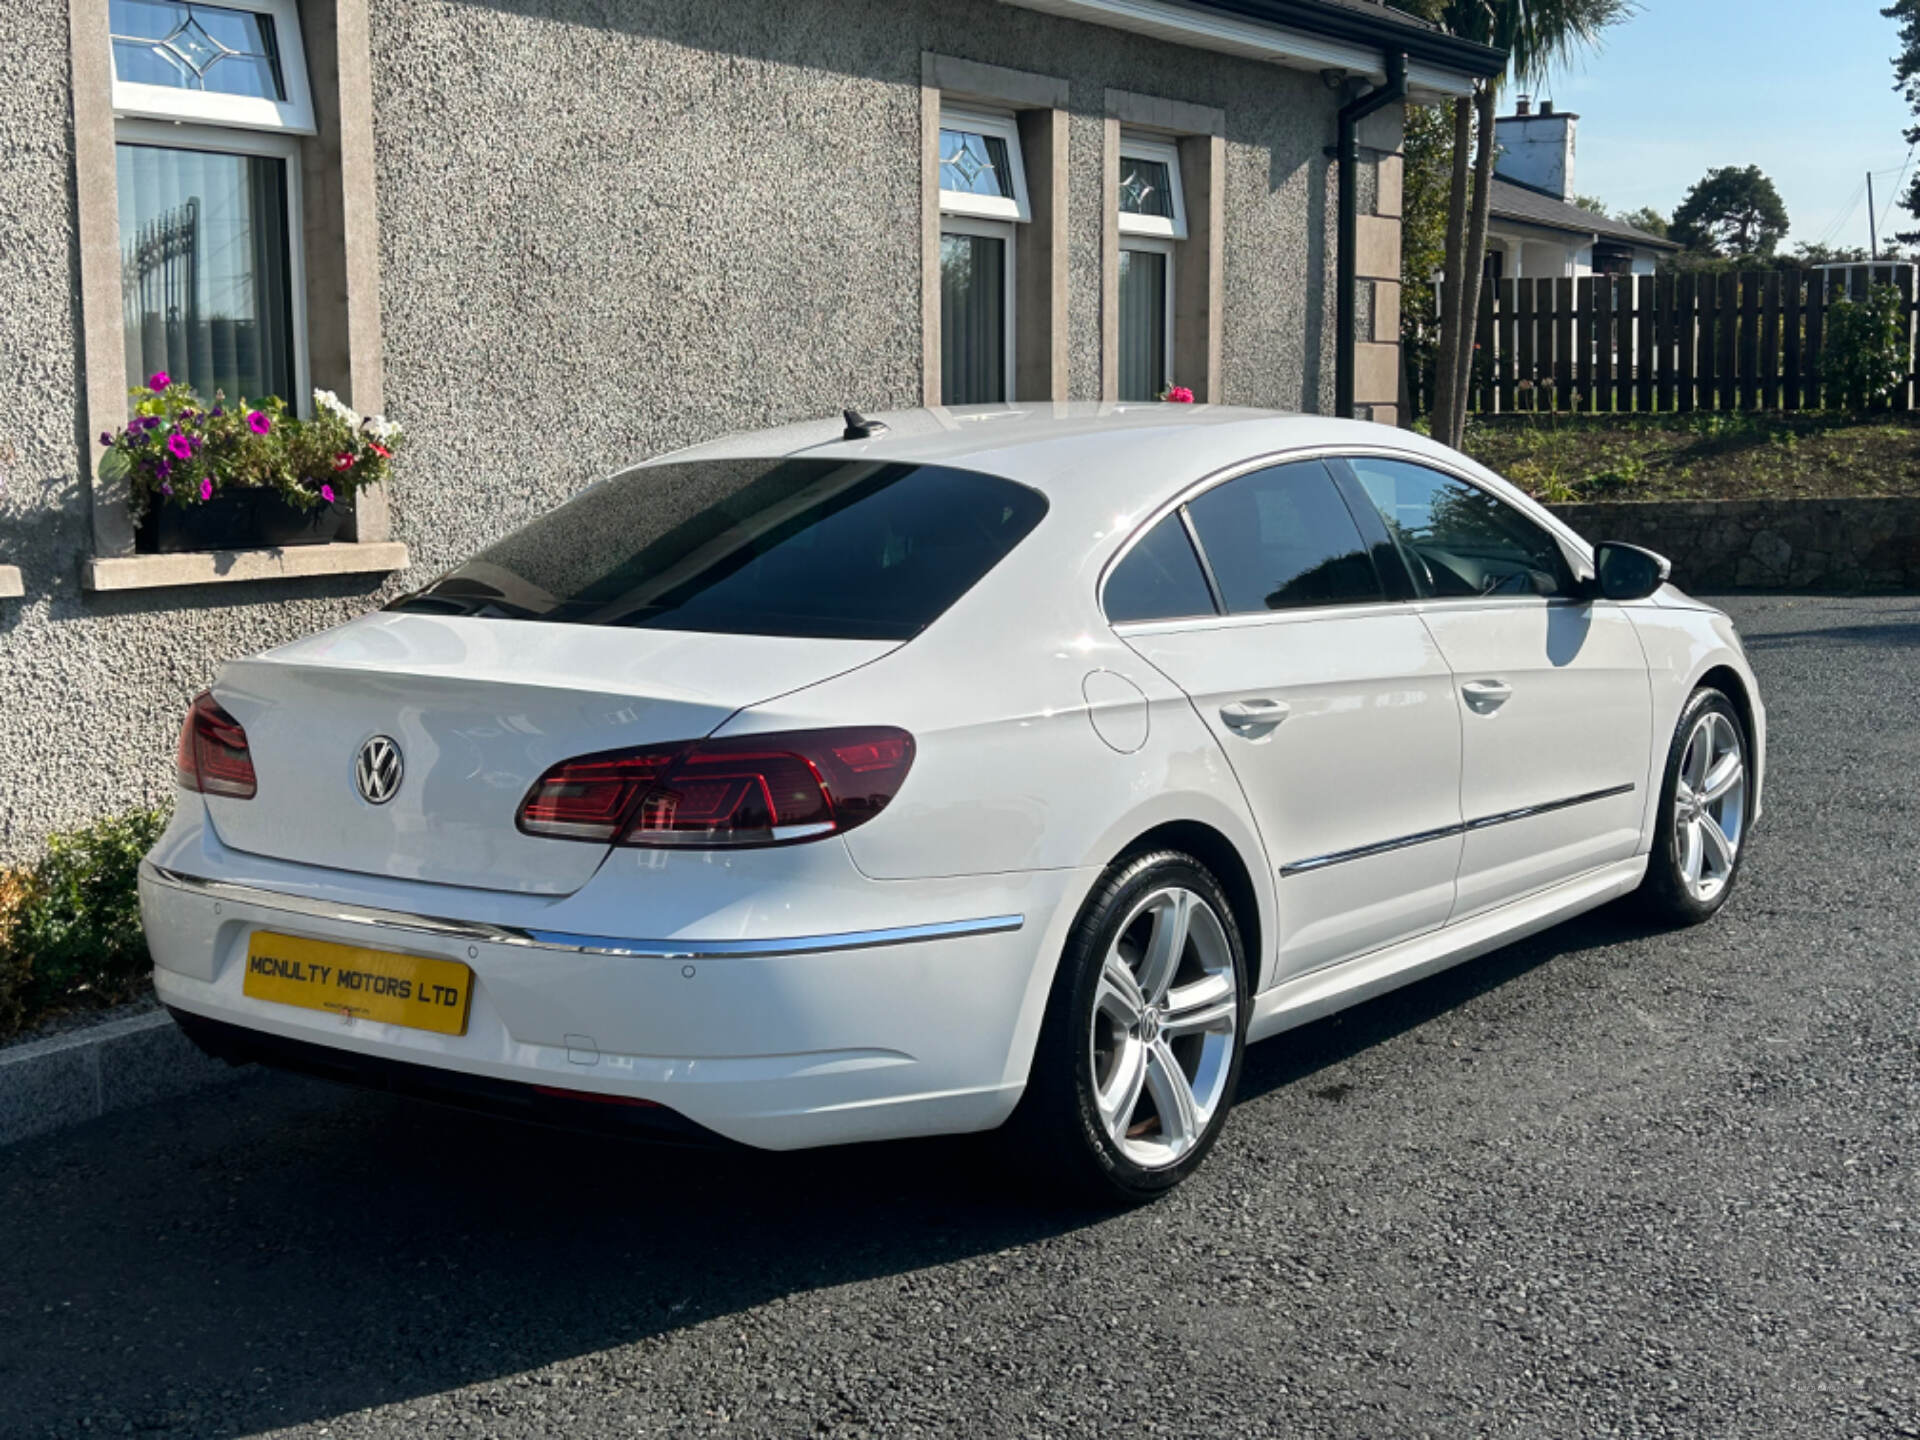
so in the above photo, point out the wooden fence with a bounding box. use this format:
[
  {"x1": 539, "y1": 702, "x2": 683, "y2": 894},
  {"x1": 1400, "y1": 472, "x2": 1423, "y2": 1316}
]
[{"x1": 1414, "y1": 265, "x2": 1920, "y2": 417}]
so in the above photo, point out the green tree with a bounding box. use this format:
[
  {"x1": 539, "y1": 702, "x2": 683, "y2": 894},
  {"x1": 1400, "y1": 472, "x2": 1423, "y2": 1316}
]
[
  {"x1": 1884, "y1": 0, "x2": 1920, "y2": 240},
  {"x1": 1574, "y1": 194, "x2": 1610, "y2": 214},
  {"x1": 1616, "y1": 205, "x2": 1669, "y2": 238},
  {"x1": 1670, "y1": 165, "x2": 1790, "y2": 257},
  {"x1": 1398, "y1": 103, "x2": 1454, "y2": 415},
  {"x1": 1401, "y1": 0, "x2": 1635, "y2": 446}
]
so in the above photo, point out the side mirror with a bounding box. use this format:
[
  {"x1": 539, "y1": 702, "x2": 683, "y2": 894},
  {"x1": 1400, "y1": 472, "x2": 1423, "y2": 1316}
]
[{"x1": 1591, "y1": 541, "x2": 1671, "y2": 602}]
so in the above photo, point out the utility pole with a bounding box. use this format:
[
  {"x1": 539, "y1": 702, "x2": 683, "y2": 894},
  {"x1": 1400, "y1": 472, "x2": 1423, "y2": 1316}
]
[{"x1": 1869, "y1": 170, "x2": 1879, "y2": 260}]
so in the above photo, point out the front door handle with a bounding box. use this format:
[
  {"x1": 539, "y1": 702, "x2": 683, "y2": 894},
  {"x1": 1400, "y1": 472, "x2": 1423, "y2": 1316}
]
[
  {"x1": 1461, "y1": 678, "x2": 1513, "y2": 713},
  {"x1": 1219, "y1": 698, "x2": 1290, "y2": 734}
]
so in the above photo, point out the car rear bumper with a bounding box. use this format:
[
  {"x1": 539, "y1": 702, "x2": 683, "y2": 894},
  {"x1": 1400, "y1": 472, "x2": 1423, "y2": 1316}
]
[{"x1": 140, "y1": 858, "x2": 1095, "y2": 1151}]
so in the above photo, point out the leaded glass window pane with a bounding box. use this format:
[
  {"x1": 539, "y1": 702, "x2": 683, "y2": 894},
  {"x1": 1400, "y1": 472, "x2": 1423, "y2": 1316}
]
[
  {"x1": 941, "y1": 231, "x2": 1007, "y2": 405},
  {"x1": 1120, "y1": 157, "x2": 1175, "y2": 219},
  {"x1": 109, "y1": 0, "x2": 286, "y2": 100},
  {"x1": 940, "y1": 130, "x2": 1015, "y2": 200},
  {"x1": 118, "y1": 142, "x2": 296, "y2": 404},
  {"x1": 1119, "y1": 249, "x2": 1168, "y2": 402}
]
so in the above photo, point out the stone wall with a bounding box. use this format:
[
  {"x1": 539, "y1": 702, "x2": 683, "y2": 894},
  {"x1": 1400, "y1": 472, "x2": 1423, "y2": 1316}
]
[{"x1": 1551, "y1": 498, "x2": 1920, "y2": 593}]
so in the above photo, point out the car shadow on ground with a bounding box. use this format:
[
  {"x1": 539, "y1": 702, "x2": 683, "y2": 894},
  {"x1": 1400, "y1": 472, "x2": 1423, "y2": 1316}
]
[{"x1": 0, "y1": 899, "x2": 1662, "y2": 1437}]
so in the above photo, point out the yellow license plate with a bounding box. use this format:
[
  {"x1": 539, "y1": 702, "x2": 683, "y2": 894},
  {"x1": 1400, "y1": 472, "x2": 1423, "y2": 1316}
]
[{"x1": 243, "y1": 932, "x2": 474, "y2": 1036}]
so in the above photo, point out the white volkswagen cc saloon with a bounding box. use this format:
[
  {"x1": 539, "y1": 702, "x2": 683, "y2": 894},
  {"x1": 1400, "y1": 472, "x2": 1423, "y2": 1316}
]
[{"x1": 141, "y1": 405, "x2": 1763, "y2": 1201}]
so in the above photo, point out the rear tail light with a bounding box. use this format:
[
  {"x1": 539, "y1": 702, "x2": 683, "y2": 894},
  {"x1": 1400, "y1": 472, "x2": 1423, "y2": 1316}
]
[
  {"x1": 517, "y1": 727, "x2": 914, "y2": 848},
  {"x1": 175, "y1": 690, "x2": 257, "y2": 800}
]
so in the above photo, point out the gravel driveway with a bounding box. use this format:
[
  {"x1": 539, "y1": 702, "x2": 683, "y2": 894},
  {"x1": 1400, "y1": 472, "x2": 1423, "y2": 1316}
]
[{"x1": 3, "y1": 594, "x2": 1915, "y2": 1440}]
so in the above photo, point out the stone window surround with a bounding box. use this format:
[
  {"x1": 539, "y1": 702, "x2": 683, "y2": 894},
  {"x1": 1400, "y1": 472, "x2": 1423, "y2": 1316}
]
[
  {"x1": 1101, "y1": 90, "x2": 1224, "y2": 404},
  {"x1": 921, "y1": 54, "x2": 1070, "y2": 406},
  {"x1": 69, "y1": 0, "x2": 406, "y2": 593}
]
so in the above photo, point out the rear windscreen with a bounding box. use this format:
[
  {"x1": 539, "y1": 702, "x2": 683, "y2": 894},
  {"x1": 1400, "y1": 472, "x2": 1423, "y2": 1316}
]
[{"x1": 390, "y1": 458, "x2": 1049, "y2": 641}]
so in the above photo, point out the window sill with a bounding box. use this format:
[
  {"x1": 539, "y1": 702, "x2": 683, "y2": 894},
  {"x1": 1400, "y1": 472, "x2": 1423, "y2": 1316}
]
[
  {"x1": 81, "y1": 542, "x2": 410, "y2": 594},
  {"x1": 0, "y1": 565, "x2": 22, "y2": 600}
]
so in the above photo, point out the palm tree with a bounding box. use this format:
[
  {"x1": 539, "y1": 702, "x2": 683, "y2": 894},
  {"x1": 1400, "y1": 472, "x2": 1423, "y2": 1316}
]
[{"x1": 1416, "y1": 0, "x2": 1633, "y2": 447}]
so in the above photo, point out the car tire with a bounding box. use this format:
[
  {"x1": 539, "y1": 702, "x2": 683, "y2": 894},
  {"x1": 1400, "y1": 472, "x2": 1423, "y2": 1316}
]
[
  {"x1": 1009, "y1": 850, "x2": 1249, "y2": 1205},
  {"x1": 1637, "y1": 686, "x2": 1752, "y2": 926}
]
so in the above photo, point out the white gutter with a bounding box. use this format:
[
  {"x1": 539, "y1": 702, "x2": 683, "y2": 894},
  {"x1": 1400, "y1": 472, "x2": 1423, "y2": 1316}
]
[{"x1": 1000, "y1": 0, "x2": 1478, "y2": 99}]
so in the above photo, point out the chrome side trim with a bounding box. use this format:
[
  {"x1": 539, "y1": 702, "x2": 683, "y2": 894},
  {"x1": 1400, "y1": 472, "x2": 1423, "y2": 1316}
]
[
  {"x1": 1462, "y1": 783, "x2": 1638, "y2": 833},
  {"x1": 1278, "y1": 823, "x2": 1463, "y2": 878},
  {"x1": 139, "y1": 863, "x2": 1024, "y2": 958},
  {"x1": 1278, "y1": 783, "x2": 1636, "y2": 878}
]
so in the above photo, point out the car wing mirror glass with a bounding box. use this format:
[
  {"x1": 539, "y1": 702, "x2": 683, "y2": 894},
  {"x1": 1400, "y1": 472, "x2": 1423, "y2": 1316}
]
[{"x1": 1592, "y1": 541, "x2": 1671, "y2": 602}]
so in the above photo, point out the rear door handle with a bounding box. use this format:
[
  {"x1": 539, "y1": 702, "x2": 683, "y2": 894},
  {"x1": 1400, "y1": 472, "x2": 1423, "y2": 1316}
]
[
  {"x1": 1219, "y1": 698, "x2": 1290, "y2": 733},
  {"x1": 1461, "y1": 679, "x2": 1513, "y2": 712}
]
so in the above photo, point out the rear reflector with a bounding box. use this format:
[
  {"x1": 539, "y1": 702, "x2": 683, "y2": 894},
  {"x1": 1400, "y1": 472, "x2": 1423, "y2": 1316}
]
[
  {"x1": 517, "y1": 726, "x2": 914, "y2": 849},
  {"x1": 175, "y1": 691, "x2": 257, "y2": 800}
]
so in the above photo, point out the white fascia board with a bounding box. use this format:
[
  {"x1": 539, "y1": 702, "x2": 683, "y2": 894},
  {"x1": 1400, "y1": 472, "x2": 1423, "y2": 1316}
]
[{"x1": 1001, "y1": 0, "x2": 1480, "y2": 97}]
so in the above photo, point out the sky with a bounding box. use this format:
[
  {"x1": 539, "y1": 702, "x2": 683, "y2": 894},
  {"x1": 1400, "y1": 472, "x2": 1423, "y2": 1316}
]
[{"x1": 1536, "y1": 0, "x2": 1914, "y2": 251}]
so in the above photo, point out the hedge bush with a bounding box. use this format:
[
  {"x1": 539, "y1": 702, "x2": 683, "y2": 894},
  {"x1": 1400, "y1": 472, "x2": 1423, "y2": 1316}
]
[{"x1": 0, "y1": 808, "x2": 167, "y2": 1044}]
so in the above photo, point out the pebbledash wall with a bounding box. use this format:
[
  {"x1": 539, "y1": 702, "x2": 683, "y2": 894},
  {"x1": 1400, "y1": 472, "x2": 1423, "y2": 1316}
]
[{"x1": 0, "y1": 0, "x2": 1464, "y2": 859}]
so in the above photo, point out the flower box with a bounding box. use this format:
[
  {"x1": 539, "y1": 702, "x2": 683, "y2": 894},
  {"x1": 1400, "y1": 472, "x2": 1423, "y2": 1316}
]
[{"x1": 135, "y1": 489, "x2": 350, "y2": 553}]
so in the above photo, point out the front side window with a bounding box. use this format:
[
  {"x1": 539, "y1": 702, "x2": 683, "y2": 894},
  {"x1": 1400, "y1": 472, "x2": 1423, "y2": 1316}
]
[
  {"x1": 1184, "y1": 460, "x2": 1384, "y2": 613},
  {"x1": 1118, "y1": 135, "x2": 1186, "y2": 402},
  {"x1": 393, "y1": 459, "x2": 1050, "y2": 642},
  {"x1": 1344, "y1": 457, "x2": 1575, "y2": 599},
  {"x1": 939, "y1": 107, "x2": 1028, "y2": 405}
]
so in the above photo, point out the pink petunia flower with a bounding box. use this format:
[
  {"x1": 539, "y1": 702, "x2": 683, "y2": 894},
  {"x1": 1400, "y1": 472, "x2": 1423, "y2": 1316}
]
[
  {"x1": 148, "y1": 371, "x2": 171, "y2": 391},
  {"x1": 332, "y1": 453, "x2": 354, "y2": 471},
  {"x1": 320, "y1": 484, "x2": 336, "y2": 504},
  {"x1": 199, "y1": 477, "x2": 213, "y2": 501},
  {"x1": 246, "y1": 410, "x2": 271, "y2": 435},
  {"x1": 166, "y1": 432, "x2": 193, "y2": 461},
  {"x1": 1165, "y1": 385, "x2": 1195, "y2": 404}
]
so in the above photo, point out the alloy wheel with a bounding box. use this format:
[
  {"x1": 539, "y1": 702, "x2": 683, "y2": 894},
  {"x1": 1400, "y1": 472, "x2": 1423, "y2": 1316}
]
[
  {"x1": 1674, "y1": 709, "x2": 1746, "y2": 904},
  {"x1": 1087, "y1": 886, "x2": 1238, "y2": 1169}
]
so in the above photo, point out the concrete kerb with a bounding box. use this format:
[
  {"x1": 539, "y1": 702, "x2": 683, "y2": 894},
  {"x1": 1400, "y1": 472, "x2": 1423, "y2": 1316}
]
[{"x1": 0, "y1": 1006, "x2": 251, "y2": 1148}]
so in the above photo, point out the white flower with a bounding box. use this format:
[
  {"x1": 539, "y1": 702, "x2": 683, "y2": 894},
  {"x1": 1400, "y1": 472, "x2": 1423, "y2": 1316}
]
[
  {"x1": 312, "y1": 388, "x2": 362, "y2": 427},
  {"x1": 361, "y1": 415, "x2": 401, "y2": 441}
]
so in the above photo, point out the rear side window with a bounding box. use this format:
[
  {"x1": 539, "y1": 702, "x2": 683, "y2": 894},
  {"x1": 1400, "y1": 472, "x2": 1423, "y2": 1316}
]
[
  {"x1": 1184, "y1": 460, "x2": 1383, "y2": 613},
  {"x1": 1104, "y1": 514, "x2": 1217, "y2": 623},
  {"x1": 391, "y1": 458, "x2": 1048, "y2": 641}
]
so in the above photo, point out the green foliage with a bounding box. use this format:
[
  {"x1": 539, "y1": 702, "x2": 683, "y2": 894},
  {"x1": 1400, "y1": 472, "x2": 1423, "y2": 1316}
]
[
  {"x1": 1671, "y1": 165, "x2": 1790, "y2": 257},
  {"x1": 1823, "y1": 284, "x2": 1910, "y2": 408},
  {"x1": 1399, "y1": 102, "x2": 1455, "y2": 412},
  {"x1": 1573, "y1": 194, "x2": 1610, "y2": 215},
  {"x1": 0, "y1": 809, "x2": 168, "y2": 1041},
  {"x1": 102, "y1": 377, "x2": 403, "y2": 525},
  {"x1": 1616, "y1": 206, "x2": 1669, "y2": 239},
  {"x1": 1885, "y1": 0, "x2": 1920, "y2": 239}
]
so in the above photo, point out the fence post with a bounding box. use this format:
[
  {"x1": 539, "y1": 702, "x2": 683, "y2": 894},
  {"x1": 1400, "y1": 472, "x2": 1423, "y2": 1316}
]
[
  {"x1": 1805, "y1": 268, "x2": 1827, "y2": 410},
  {"x1": 1594, "y1": 277, "x2": 1613, "y2": 411},
  {"x1": 1555, "y1": 276, "x2": 1575, "y2": 413},
  {"x1": 1654, "y1": 274, "x2": 1675, "y2": 412},
  {"x1": 1636, "y1": 274, "x2": 1656, "y2": 412},
  {"x1": 1576, "y1": 276, "x2": 1595, "y2": 412},
  {"x1": 1782, "y1": 270, "x2": 1802, "y2": 411},
  {"x1": 1761, "y1": 271, "x2": 1782, "y2": 411},
  {"x1": 1516, "y1": 278, "x2": 1536, "y2": 411},
  {"x1": 1475, "y1": 279, "x2": 1496, "y2": 414},
  {"x1": 1677, "y1": 273, "x2": 1697, "y2": 413},
  {"x1": 1613, "y1": 277, "x2": 1634, "y2": 412},
  {"x1": 1718, "y1": 273, "x2": 1739, "y2": 411},
  {"x1": 1497, "y1": 278, "x2": 1517, "y2": 413}
]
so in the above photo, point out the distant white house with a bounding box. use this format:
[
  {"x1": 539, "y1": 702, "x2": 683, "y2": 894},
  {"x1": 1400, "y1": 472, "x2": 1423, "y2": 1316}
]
[{"x1": 1483, "y1": 98, "x2": 1677, "y2": 284}]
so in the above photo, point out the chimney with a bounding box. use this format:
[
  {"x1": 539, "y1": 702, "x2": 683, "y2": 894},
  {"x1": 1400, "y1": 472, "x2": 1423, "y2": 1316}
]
[{"x1": 1495, "y1": 105, "x2": 1578, "y2": 202}]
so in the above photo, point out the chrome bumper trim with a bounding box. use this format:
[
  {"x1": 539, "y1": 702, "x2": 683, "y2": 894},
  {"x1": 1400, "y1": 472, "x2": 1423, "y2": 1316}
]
[{"x1": 140, "y1": 863, "x2": 1024, "y2": 959}]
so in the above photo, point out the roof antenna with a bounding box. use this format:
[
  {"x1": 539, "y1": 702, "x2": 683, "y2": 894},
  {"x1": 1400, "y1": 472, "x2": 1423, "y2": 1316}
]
[{"x1": 843, "y1": 408, "x2": 889, "y2": 440}]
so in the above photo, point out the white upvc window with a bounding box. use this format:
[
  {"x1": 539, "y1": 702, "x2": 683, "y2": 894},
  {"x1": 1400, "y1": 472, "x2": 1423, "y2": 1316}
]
[
  {"x1": 938, "y1": 106, "x2": 1029, "y2": 404},
  {"x1": 108, "y1": 0, "x2": 313, "y2": 421},
  {"x1": 109, "y1": 0, "x2": 316, "y2": 134},
  {"x1": 1117, "y1": 134, "x2": 1188, "y2": 242},
  {"x1": 1117, "y1": 134, "x2": 1185, "y2": 400}
]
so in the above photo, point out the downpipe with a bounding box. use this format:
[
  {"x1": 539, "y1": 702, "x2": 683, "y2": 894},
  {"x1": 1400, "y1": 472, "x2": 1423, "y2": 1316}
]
[{"x1": 1333, "y1": 50, "x2": 1407, "y2": 419}]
